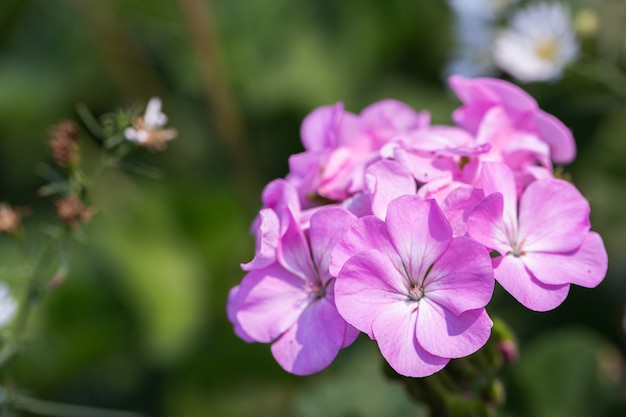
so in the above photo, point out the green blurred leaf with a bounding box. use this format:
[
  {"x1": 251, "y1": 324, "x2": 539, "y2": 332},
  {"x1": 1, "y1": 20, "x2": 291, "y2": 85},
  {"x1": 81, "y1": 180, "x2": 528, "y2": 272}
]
[
  {"x1": 507, "y1": 327, "x2": 625, "y2": 417},
  {"x1": 94, "y1": 185, "x2": 206, "y2": 364}
]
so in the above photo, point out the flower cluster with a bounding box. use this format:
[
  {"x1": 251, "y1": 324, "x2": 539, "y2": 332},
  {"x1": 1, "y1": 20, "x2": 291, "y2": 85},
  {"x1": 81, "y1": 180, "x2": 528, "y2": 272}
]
[
  {"x1": 446, "y1": 1, "x2": 579, "y2": 83},
  {"x1": 227, "y1": 75, "x2": 608, "y2": 378}
]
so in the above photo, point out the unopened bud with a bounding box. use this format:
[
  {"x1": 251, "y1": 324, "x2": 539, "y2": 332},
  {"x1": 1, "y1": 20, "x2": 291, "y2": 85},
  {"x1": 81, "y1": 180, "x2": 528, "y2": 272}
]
[
  {"x1": 55, "y1": 195, "x2": 96, "y2": 228},
  {"x1": 49, "y1": 120, "x2": 80, "y2": 167}
]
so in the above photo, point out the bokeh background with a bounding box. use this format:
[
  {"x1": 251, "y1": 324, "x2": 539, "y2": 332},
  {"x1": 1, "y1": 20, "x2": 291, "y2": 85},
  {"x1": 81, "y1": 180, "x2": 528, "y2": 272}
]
[{"x1": 1, "y1": 0, "x2": 626, "y2": 416}]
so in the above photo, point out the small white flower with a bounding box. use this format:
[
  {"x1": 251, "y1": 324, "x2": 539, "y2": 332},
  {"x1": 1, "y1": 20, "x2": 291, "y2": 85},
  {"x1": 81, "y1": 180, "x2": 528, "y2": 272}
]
[
  {"x1": 0, "y1": 283, "x2": 17, "y2": 327},
  {"x1": 124, "y1": 97, "x2": 177, "y2": 150},
  {"x1": 493, "y1": 2, "x2": 579, "y2": 82}
]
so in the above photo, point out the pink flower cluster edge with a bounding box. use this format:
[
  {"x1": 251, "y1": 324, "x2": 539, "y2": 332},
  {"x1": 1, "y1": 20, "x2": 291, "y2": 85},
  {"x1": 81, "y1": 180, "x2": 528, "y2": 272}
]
[{"x1": 227, "y1": 75, "x2": 608, "y2": 378}]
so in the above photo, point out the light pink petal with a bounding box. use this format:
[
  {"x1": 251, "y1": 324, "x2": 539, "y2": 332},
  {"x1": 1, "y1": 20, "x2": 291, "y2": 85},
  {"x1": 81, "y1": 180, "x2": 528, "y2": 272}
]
[
  {"x1": 329, "y1": 215, "x2": 400, "y2": 278},
  {"x1": 441, "y1": 185, "x2": 484, "y2": 237},
  {"x1": 226, "y1": 285, "x2": 254, "y2": 342},
  {"x1": 309, "y1": 207, "x2": 357, "y2": 284},
  {"x1": 493, "y1": 255, "x2": 570, "y2": 312},
  {"x1": 341, "y1": 191, "x2": 373, "y2": 218},
  {"x1": 335, "y1": 250, "x2": 408, "y2": 338},
  {"x1": 532, "y1": 110, "x2": 576, "y2": 163},
  {"x1": 318, "y1": 147, "x2": 356, "y2": 200},
  {"x1": 522, "y1": 231, "x2": 608, "y2": 288},
  {"x1": 270, "y1": 297, "x2": 346, "y2": 375},
  {"x1": 371, "y1": 301, "x2": 449, "y2": 377},
  {"x1": 360, "y1": 99, "x2": 430, "y2": 143},
  {"x1": 261, "y1": 179, "x2": 301, "y2": 216},
  {"x1": 392, "y1": 146, "x2": 448, "y2": 184},
  {"x1": 287, "y1": 151, "x2": 324, "y2": 205},
  {"x1": 365, "y1": 159, "x2": 416, "y2": 219},
  {"x1": 480, "y1": 162, "x2": 518, "y2": 233},
  {"x1": 425, "y1": 237, "x2": 494, "y2": 315},
  {"x1": 236, "y1": 264, "x2": 309, "y2": 343},
  {"x1": 323, "y1": 279, "x2": 361, "y2": 348},
  {"x1": 416, "y1": 301, "x2": 492, "y2": 358},
  {"x1": 241, "y1": 208, "x2": 279, "y2": 271},
  {"x1": 300, "y1": 102, "x2": 343, "y2": 151},
  {"x1": 518, "y1": 178, "x2": 590, "y2": 253},
  {"x1": 277, "y1": 211, "x2": 317, "y2": 281},
  {"x1": 467, "y1": 192, "x2": 511, "y2": 256},
  {"x1": 385, "y1": 196, "x2": 452, "y2": 283}
]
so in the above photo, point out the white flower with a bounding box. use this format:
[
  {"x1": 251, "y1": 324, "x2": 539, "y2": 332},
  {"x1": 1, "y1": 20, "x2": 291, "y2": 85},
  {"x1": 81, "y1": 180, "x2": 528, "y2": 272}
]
[
  {"x1": 0, "y1": 283, "x2": 17, "y2": 327},
  {"x1": 124, "y1": 97, "x2": 177, "y2": 150},
  {"x1": 445, "y1": 19, "x2": 498, "y2": 78},
  {"x1": 447, "y1": 0, "x2": 518, "y2": 22},
  {"x1": 493, "y1": 2, "x2": 579, "y2": 82}
]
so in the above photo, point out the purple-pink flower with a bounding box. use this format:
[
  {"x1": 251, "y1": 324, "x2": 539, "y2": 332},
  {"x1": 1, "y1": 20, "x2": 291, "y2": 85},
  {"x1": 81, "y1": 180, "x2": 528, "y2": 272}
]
[
  {"x1": 467, "y1": 162, "x2": 607, "y2": 311},
  {"x1": 228, "y1": 75, "x2": 608, "y2": 377},
  {"x1": 229, "y1": 206, "x2": 358, "y2": 375},
  {"x1": 332, "y1": 196, "x2": 494, "y2": 377}
]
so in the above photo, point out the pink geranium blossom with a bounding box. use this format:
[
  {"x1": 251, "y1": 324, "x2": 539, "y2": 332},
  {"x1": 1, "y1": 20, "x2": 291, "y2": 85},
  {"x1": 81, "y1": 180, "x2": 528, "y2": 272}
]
[
  {"x1": 449, "y1": 75, "x2": 576, "y2": 163},
  {"x1": 229, "y1": 206, "x2": 358, "y2": 375},
  {"x1": 467, "y1": 162, "x2": 607, "y2": 311},
  {"x1": 287, "y1": 100, "x2": 430, "y2": 205},
  {"x1": 333, "y1": 196, "x2": 494, "y2": 377}
]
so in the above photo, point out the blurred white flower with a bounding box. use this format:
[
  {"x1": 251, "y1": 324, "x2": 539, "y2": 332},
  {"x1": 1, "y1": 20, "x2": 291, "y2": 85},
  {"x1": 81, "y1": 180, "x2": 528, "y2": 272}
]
[
  {"x1": 445, "y1": 20, "x2": 498, "y2": 78},
  {"x1": 445, "y1": 0, "x2": 517, "y2": 79},
  {"x1": 0, "y1": 283, "x2": 17, "y2": 327},
  {"x1": 493, "y1": 2, "x2": 579, "y2": 82},
  {"x1": 125, "y1": 97, "x2": 177, "y2": 150},
  {"x1": 447, "y1": 0, "x2": 518, "y2": 22}
]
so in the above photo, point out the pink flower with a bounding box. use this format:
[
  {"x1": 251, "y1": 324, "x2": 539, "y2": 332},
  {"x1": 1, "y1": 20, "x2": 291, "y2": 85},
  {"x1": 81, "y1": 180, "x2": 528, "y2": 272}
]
[
  {"x1": 287, "y1": 100, "x2": 430, "y2": 205},
  {"x1": 229, "y1": 206, "x2": 358, "y2": 375},
  {"x1": 449, "y1": 75, "x2": 576, "y2": 164},
  {"x1": 467, "y1": 162, "x2": 607, "y2": 311},
  {"x1": 332, "y1": 196, "x2": 494, "y2": 377}
]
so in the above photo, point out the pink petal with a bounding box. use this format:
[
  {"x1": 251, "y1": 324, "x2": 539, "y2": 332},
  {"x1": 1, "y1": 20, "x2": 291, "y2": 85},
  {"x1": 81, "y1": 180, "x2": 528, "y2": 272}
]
[
  {"x1": 532, "y1": 110, "x2": 576, "y2": 163},
  {"x1": 241, "y1": 208, "x2": 279, "y2": 271},
  {"x1": 371, "y1": 301, "x2": 449, "y2": 377},
  {"x1": 335, "y1": 250, "x2": 408, "y2": 338},
  {"x1": 360, "y1": 99, "x2": 430, "y2": 143},
  {"x1": 365, "y1": 159, "x2": 416, "y2": 219},
  {"x1": 522, "y1": 231, "x2": 608, "y2": 288},
  {"x1": 441, "y1": 185, "x2": 484, "y2": 237},
  {"x1": 416, "y1": 300, "x2": 492, "y2": 358},
  {"x1": 425, "y1": 237, "x2": 494, "y2": 315},
  {"x1": 270, "y1": 297, "x2": 346, "y2": 375},
  {"x1": 480, "y1": 162, "x2": 518, "y2": 233},
  {"x1": 300, "y1": 102, "x2": 343, "y2": 151},
  {"x1": 309, "y1": 207, "x2": 357, "y2": 283},
  {"x1": 385, "y1": 196, "x2": 452, "y2": 283},
  {"x1": 277, "y1": 211, "x2": 317, "y2": 281},
  {"x1": 467, "y1": 192, "x2": 511, "y2": 256},
  {"x1": 518, "y1": 178, "x2": 590, "y2": 253},
  {"x1": 329, "y1": 215, "x2": 400, "y2": 278},
  {"x1": 236, "y1": 264, "x2": 309, "y2": 342},
  {"x1": 493, "y1": 255, "x2": 570, "y2": 312},
  {"x1": 226, "y1": 285, "x2": 254, "y2": 342}
]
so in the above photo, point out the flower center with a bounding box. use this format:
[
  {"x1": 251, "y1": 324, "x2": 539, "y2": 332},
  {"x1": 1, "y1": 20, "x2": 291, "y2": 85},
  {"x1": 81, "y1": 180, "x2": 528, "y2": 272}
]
[
  {"x1": 304, "y1": 281, "x2": 326, "y2": 300},
  {"x1": 408, "y1": 284, "x2": 425, "y2": 302},
  {"x1": 509, "y1": 240, "x2": 526, "y2": 257},
  {"x1": 535, "y1": 39, "x2": 559, "y2": 61}
]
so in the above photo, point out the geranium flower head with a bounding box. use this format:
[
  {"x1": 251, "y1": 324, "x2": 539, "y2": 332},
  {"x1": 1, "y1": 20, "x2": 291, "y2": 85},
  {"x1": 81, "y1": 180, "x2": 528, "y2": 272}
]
[{"x1": 333, "y1": 196, "x2": 494, "y2": 377}]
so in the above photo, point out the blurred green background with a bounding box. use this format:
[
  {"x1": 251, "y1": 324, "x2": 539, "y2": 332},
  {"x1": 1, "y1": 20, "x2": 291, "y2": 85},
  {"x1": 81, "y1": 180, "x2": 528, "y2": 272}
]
[{"x1": 1, "y1": 0, "x2": 626, "y2": 416}]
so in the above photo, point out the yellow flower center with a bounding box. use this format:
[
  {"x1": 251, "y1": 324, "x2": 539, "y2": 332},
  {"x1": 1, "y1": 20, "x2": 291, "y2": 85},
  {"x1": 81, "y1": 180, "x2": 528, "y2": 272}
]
[{"x1": 536, "y1": 39, "x2": 559, "y2": 61}]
